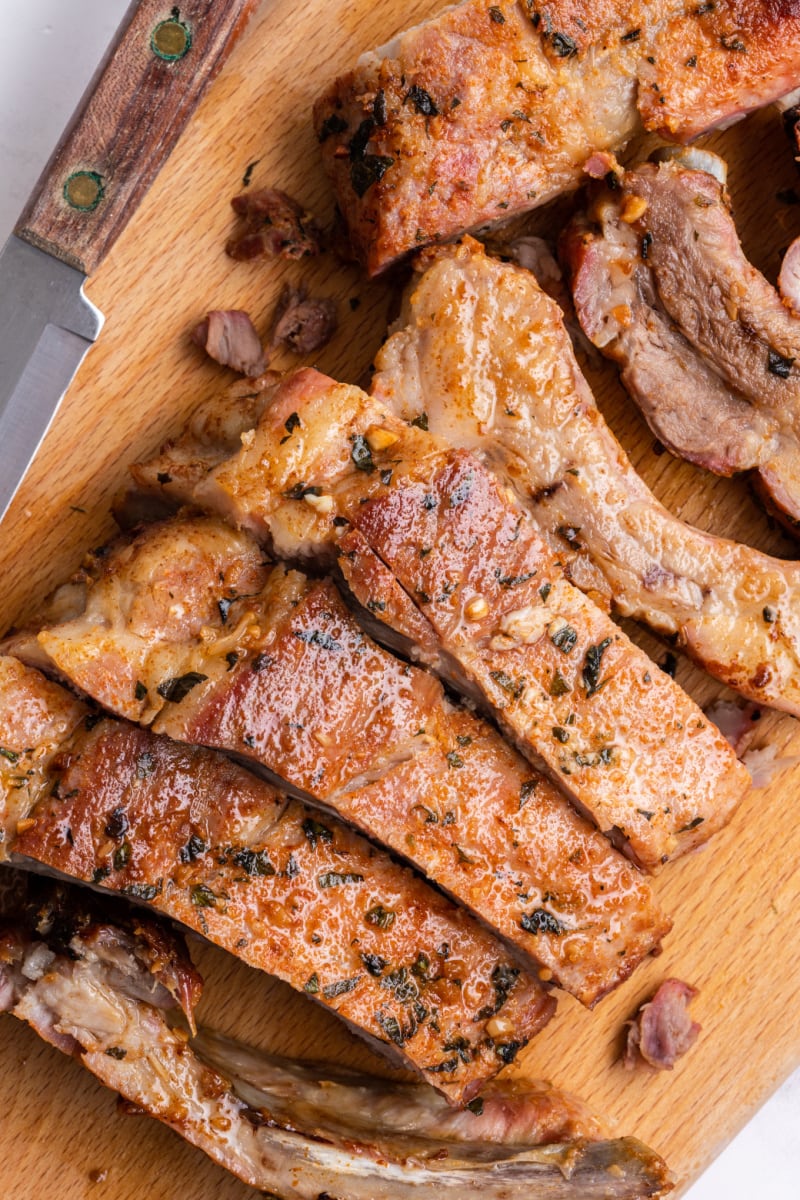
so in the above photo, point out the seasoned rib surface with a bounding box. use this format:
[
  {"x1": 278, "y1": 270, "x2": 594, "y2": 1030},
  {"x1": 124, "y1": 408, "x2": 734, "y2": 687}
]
[
  {"x1": 314, "y1": 0, "x2": 800, "y2": 273},
  {"x1": 0, "y1": 657, "x2": 553, "y2": 1100},
  {"x1": 565, "y1": 157, "x2": 800, "y2": 529},
  {"x1": 6, "y1": 518, "x2": 669, "y2": 1006},
  {"x1": 118, "y1": 370, "x2": 745, "y2": 871},
  {"x1": 371, "y1": 238, "x2": 800, "y2": 718},
  {"x1": 0, "y1": 876, "x2": 673, "y2": 1199}
]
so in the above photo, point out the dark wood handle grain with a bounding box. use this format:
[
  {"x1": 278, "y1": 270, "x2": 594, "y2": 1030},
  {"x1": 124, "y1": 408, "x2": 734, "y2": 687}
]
[{"x1": 15, "y1": 0, "x2": 261, "y2": 275}]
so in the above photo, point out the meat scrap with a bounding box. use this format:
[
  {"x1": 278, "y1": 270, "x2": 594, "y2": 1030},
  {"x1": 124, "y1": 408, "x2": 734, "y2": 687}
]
[
  {"x1": 372, "y1": 239, "x2": 800, "y2": 719},
  {"x1": 226, "y1": 187, "x2": 323, "y2": 261},
  {"x1": 271, "y1": 283, "x2": 337, "y2": 355},
  {"x1": 314, "y1": 0, "x2": 800, "y2": 273},
  {"x1": 0, "y1": 873, "x2": 674, "y2": 1199},
  {"x1": 624, "y1": 979, "x2": 701, "y2": 1071},
  {"x1": 192, "y1": 309, "x2": 267, "y2": 377}
]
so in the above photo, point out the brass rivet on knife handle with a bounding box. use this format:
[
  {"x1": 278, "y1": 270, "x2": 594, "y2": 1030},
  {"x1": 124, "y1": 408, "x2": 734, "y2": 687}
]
[{"x1": 13, "y1": 0, "x2": 261, "y2": 277}]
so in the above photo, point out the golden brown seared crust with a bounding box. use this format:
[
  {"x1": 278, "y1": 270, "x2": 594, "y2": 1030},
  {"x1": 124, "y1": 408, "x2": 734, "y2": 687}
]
[
  {"x1": 3, "y1": 660, "x2": 553, "y2": 1103},
  {"x1": 313, "y1": 0, "x2": 640, "y2": 275},
  {"x1": 640, "y1": 1, "x2": 800, "y2": 140},
  {"x1": 314, "y1": 0, "x2": 800, "y2": 272}
]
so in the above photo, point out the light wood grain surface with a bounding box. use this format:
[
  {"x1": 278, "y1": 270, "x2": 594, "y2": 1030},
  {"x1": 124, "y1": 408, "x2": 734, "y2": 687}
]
[{"x1": 1, "y1": 2, "x2": 799, "y2": 1196}]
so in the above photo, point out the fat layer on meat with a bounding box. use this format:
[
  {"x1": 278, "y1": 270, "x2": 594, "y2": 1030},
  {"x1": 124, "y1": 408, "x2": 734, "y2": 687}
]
[
  {"x1": 314, "y1": 0, "x2": 800, "y2": 273},
  {"x1": 0, "y1": 657, "x2": 554, "y2": 1101},
  {"x1": 371, "y1": 238, "x2": 800, "y2": 720},
  {"x1": 116, "y1": 368, "x2": 745, "y2": 872},
  {"x1": 5, "y1": 514, "x2": 669, "y2": 1006},
  {"x1": 565, "y1": 157, "x2": 800, "y2": 530},
  {"x1": 0, "y1": 875, "x2": 673, "y2": 1199}
]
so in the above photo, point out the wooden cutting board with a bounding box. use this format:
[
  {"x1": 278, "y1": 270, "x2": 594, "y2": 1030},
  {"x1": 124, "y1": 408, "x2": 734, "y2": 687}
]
[{"x1": 1, "y1": 2, "x2": 798, "y2": 1195}]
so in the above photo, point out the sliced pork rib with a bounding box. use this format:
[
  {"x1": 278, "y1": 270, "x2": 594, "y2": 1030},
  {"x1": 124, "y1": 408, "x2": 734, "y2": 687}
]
[
  {"x1": 0, "y1": 656, "x2": 554, "y2": 1101},
  {"x1": 314, "y1": 0, "x2": 800, "y2": 273},
  {"x1": 371, "y1": 238, "x2": 800, "y2": 719},
  {"x1": 0, "y1": 875, "x2": 673, "y2": 1199},
  {"x1": 564, "y1": 155, "x2": 800, "y2": 529},
  {"x1": 5, "y1": 520, "x2": 669, "y2": 1007},
  {"x1": 114, "y1": 370, "x2": 746, "y2": 873}
]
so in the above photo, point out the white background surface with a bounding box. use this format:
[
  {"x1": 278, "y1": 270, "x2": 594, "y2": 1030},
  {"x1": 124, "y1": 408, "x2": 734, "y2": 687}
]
[{"x1": 0, "y1": 0, "x2": 797, "y2": 1195}]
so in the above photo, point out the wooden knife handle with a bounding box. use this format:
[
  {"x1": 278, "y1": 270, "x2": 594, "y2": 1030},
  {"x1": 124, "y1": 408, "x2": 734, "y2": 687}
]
[{"x1": 14, "y1": 0, "x2": 260, "y2": 276}]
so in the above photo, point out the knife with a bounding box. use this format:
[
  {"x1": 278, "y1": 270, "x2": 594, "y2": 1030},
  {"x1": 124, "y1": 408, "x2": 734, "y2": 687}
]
[{"x1": 0, "y1": 0, "x2": 260, "y2": 523}]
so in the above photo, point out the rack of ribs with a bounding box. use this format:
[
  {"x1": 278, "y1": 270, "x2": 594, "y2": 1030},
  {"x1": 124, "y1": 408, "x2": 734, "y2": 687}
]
[
  {"x1": 0, "y1": 654, "x2": 555, "y2": 1101},
  {"x1": 313, "y1": 0, "x2": 800, "y2": 273},
  {"x1": 107, "y1": 369, "x2": 747, "y2": 873},
  {"x1": 3, "y1": 517, "x2": 670, "y2": 1007}
]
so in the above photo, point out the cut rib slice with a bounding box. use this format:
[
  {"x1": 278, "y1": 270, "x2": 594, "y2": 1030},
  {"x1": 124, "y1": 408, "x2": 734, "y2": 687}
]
[
  {"x1": 0, "y1": 655, "x2": 553, "y2": 1101},
  {"x1": 115, "y1": 370, "x2": 746, "y2": 872},
  {"x1": 0, "y1": 873, "x2": 674, "y2": 1199},
  {"x1": 371, "y1": 237, "x2": 800, "y2": 720},
  {"x1": 314, "y1": 0, "x2": 800, "y2": 272},
  {"x1": 5, "y1": 517, "x2": 669, "y2": 1007}
]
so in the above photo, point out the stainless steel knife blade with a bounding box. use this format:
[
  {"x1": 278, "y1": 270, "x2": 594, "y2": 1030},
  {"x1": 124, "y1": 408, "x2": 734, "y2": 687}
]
[{"x1": 0, "y1": 236, "x2": 103, "y2": 522}]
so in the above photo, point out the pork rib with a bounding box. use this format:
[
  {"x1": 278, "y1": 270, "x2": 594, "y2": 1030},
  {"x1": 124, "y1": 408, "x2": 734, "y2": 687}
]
[
  {"x1": 0, "y1": 656, "x2": 554, "y2": 1101},
  {"x1": 313, "y1": 0, "x2": 800, "y2": 273},
  {"x1": 370, "y1": 237, "x2": 800, "y2": 718},
  {"x1": 116, "y1": 371, "x2": 746, "y2": 873},
  {"x1": 0, "y1": 874, "x2": 673, "y2": 1199},
  {"x1": 5, "y1": 518, "x2": 669, "y2": 1007},
  {"x1": 565, "y1": 156, "x2": 800, "y2": 530}
]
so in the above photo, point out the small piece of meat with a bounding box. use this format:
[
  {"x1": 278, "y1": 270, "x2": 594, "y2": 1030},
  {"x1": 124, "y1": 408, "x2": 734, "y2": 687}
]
[
  {"x1": 115, "y1": 368, "x2": 746, "y2": 873},
  {"x1": 192, "y1": 309, "x2": 268, "y2": 377},
  {"x1": 1, "y1": 657, "x2": 552, "y2": 1103},
  {"x1": 313, "y1": 0, "x2": 800, "y2": 273},
  {"x1": 565, "y1": 156, "x2": 800, "y2": 530},
  {"x1": 270, "y1": 284, "x2": 338, "y2": 355},
  {"x1": 705, "y1": 700, "x2": 762, "y2": 757},
  {"x1": 226, "y1": 187, "x2": 322, "y2": 261},
  {"x1": 624, "y1": 979, "x2": 700, "y2": 1071},
  {"x1": 6, "y1": 518, "x2": 670, "y2": 1007},
  {"x1": 0, "y1": 874, "x2": 673, "y2": 1199},
  {"x1": 779, "y1": 237, "x2": 800, "y2": 315},
  {"x1": 372, "y1": 238, "x2": 800, "y2": 719}
]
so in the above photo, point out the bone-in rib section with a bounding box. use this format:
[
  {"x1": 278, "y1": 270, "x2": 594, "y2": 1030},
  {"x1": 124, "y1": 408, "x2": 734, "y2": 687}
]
[
  {"x1": 371, "y1": 238, "x2": 800, "y2": 719},
  {"x1": 0, "y1": 656, "x2": 553, "y2": 1100},
  {"x1": 0, "y1": 875, "x2": 673, "y2": 1200},
  {"x1": 6, "y1": 517, "x2": 668, "y2": 1007},
  {"x1": 119, "y1": 369, "x2": 746, "y2": 872}
]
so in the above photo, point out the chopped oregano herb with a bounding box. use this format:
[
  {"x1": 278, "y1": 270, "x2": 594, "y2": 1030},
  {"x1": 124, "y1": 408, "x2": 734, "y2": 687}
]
[
  {"x1": 678, "y1": 816, "x2": 705, "y2": 832},
  {"x1": 446, "y1": 751, "x2": 464, "y2": 769},
  {"x1": 495, "y1": 1040, "x2": 523, "y2": 1064},
  {"x1": 136, "y1": 752, "x2": 155, "y2": 779},
  {"x1": 105, "y1": 1047, "x2": 127, "y2": 1060},
  {"x1": 362, "y1": 953, "x2": 387, "y2": 976},
  {"x1": 520, "y1": 908, "x2": 564, "y2": 935},
  {"x1": 232, "y1": 848, "x2": 275, "y2": 876},
  {"x1": 519, "y1": 780, "x2": 537, "y2": 808},
  {"x1": 376, "y1": 1011, "x2": 405, "y2": 1045},
  {"x1": 121, "y1": 882, "x2": 159, "y2": 902},
  {"x1": 304, "y1": 972, "x2": 320, "y2": 993},
  {"x1": 350, "y1": 434, "x2": 376, "y2": 473},
  {"x1": 104, "y1": 807, "x2": 129, "y2": 840},
  {"x1": 449, "y1": 473, "x2": 474, "y2": 507},
  {"x1": 763, "y1": 606, "x2": 776, "y2": 623},
  {"x1": 489, "y1": 670, "x2": 525, "y2": 700},
  {"x1": 156, "y1": 672, "x2": 208, "y2": 703},
  {"x1": 373, "y1": 89, "x2": 387, "y2": 126},
  {"x1": 134, "y1": 681, "x2": 147, "y2": 701},
  {"x1": 302, "y1": 818, "x2": 334, "y2": 849},
  {"x1": 179, "y1": 834, "x2": 207, "y2": 863},
  {"x1": 318, "y1": 113, "x2": 348, "y2": 142},
  {"x1": 323, "y1": 976, "x2": 361, "y2": 999},
  {"x1": 294, "y1": 629, "x2": 342, "y2": 652},
  {"x1": 539, "y1": 582, "x2": 552, "y2": 602},
  {"x1": 113, "y1": 842, "x2": 132, "y2": 871},
  {"x1": 406, "y1": 85, "x2": 439, "y2": 116},
  {"x1": 548, "y1": 32, "x2": 578, "y2": 57},
  {"x1": 467, "y1": 1097, "x2": 484, "y2": 1114},
  {"x1": 552, "y1": 726, "x2": 569, "y2": 743},
  {"x1": 0, "y1": 748, "x2": 20, "y2": 763},
  {"x1": 495, "y1": 569, "x2": 535, "y2": 588},
  {"x1": 318, "y1": 871, "x2": 365, "y2": 888},
  {"x1": 582, "y1": 637, "x2": 612, "y2": 697},
  {"x1": 365, "y1": 904, "x2": 395, "y2": 929},
  {"x1": 410, "y1": 412, "x2": 429, "y2": 430},
  {"x1": 549, "y1": 671, "x2": 571, "y2": 696},
  {"x1": 551, "y1": 624, "x2": 578, "y2": 653},
  {"x1": 190, "y1": 883, "x2": 218, "y2": 908}
]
